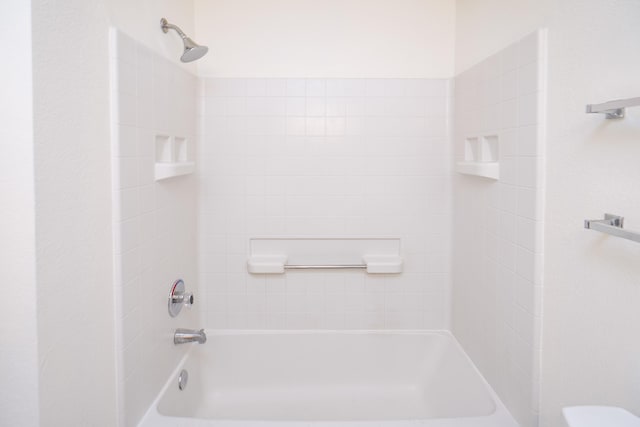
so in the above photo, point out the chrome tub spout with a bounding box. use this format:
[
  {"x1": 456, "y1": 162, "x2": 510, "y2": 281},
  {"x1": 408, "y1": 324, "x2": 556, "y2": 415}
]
[{"x1": 174, "y1": 328, "x2": 207, "y2": 345}]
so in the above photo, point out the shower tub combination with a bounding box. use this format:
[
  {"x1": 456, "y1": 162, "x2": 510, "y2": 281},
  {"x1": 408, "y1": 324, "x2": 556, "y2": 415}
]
[{"x1": 138, "y1": 330, "x2": 518, "y2": 427}]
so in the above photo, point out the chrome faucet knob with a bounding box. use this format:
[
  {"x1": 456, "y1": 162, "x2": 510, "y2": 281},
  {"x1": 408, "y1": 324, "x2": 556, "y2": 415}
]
[
  {"x1": 171, "y1": 292, "x2": 194, "y2": 306},
  {"x1": 184, "y1": 292, "x2": 194, "y2": 306},
  {"x1": 168, "y1": 280, "x2": 194, "y2": 317}
]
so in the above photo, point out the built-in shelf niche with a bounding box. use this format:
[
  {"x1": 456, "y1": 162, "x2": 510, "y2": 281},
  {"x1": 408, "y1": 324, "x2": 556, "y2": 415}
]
[
  {"x1": 154, "y1": 135, "x2": 195, "y2": 181},
  {"x1": 456, "y1": 135, "x2": 499, "y2": 180}
]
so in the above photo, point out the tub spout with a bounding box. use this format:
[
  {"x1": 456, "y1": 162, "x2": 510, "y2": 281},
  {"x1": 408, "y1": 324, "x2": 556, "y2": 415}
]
[{"x1": 174, "y1": 328, "x2": 207, "y2": 345}]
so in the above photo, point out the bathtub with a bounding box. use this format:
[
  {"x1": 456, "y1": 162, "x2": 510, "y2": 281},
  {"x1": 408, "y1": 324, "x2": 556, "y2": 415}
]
[{"x1": 138, "y1": 331, "x2": 518, "y2": 427}]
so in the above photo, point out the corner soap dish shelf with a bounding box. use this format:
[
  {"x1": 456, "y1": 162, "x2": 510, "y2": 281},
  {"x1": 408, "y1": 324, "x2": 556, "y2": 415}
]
[
  {"x1": 155, "y1": 162, "x2": 195, "y2": 181},
  {"x1": 155, "y1": 135, "x2": 194, "y2": 181},
  {"x1": 456, "y1": 161, "x2": 499, "y2": 180},
  {"x1": 457, "y1": 135, "x2": 499, "y2": 180}
]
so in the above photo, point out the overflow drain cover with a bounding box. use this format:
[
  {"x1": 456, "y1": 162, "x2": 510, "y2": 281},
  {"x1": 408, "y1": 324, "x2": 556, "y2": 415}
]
[{"x1": 178, "y1": 369, "x2": 188, "y2": 391}]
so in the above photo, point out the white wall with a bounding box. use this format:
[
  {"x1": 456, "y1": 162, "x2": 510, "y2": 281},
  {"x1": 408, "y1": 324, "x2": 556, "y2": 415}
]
[
  {"x1": 541, "y1": 1, "x2": 640, "y2": 426},
  {"x1": 198, "y1": 78, "x2": 452, "y2": 329},
  {"x1": 106, "y1": 0, "x2": 196, "y2": 73},
  {"x1": 31, "y1": 0, "x2": 117, "y2": 425},
  {"x1": 24, "y1": 1, "x2": 199, "y2": 425},
  {"x1": 0, "y1": 1, "x2": 39, "y2": 426},
  {"x1": 456, "y1": 1, "x2": 640, "y2": 426},
  {"x1": 194, "y1": 0, "x2": 456, "y2": 78},
  {"x1": 454, "y1": 0, "x2": 550, "y2": 74}
]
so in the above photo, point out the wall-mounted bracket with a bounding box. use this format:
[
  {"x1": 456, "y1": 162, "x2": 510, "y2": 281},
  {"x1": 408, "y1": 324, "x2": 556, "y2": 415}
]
[
  {"x1": 586, "y1": 97, "x2": 640, "y2": 119},
  {"x1": 584, "y1": 213, "x2": 640, "y2": 244}
]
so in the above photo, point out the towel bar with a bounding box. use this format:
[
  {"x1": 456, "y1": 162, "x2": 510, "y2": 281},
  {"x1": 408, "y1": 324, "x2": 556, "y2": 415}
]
[
  {"x1": 586, "y1": 97, "x2": 640, "y2": 119},
  {"x1": 284, "y1": 264, "x2": 367, "y2": 270},
  {"x1": 584, "y1": 213, "x2": 640, "y2": 243}
]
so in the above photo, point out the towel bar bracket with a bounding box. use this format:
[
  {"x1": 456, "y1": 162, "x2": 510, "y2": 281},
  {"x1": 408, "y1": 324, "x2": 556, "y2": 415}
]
[
  {"x1": 586, "y1": 96, "x2": 640, "y2": 119},
  {"x1": 584, "y1": 213, "x2": 640, "y2": 244}
]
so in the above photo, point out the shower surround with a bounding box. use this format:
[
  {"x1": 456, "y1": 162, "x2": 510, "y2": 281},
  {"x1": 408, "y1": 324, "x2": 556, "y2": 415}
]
[
  {"x1": 109, "y1": 26, "x2": 546, "y2": 427},
  {"x1": 109, "y1": 29, "x2": 199, "y2": 427},
  {"x1": 453, "y1": 30, "x2": 547, "y2": 427},
  {"x1": 197, "y1": 77, "x2": 453, "y2": 330}
]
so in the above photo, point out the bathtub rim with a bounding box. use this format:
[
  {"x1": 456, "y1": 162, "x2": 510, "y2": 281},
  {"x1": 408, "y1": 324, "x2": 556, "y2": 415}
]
[{"x1": 138, "y1": 329, "x2": 519, "y2": 427}]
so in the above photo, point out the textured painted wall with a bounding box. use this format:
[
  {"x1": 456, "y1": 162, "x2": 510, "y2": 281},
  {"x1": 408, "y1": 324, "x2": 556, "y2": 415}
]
[
  {"x1": 194, "y1": 0, "x2": 456, "y2": 78},
  {"x1": 541, "y1": 1, "x2": 640, "y2": 426},
  {"x1": 0, "y1": 1, "x2": 39, "y2": 425},
  {"x1": 31, "y1": 0, "x2": 117, "y2": 425},
  {"x1": 455, "y1": 0, "x2": 551, "y2": 74},
  {"x1": 106, "y1": 0, "x2": 196, "y2": 74}
]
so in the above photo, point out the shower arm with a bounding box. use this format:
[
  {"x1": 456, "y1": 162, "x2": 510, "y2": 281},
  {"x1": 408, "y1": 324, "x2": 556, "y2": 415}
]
[{"x1": 160, "y1": 18, "x2": 189, "y2": 40}]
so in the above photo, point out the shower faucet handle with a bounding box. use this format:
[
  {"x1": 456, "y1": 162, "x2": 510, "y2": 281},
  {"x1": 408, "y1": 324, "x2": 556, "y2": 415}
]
[
  {"x1": 171, "y1": 291, "x2": 194, "y2": 306},
  {"x1": 168, "y1": 279, "x2": 194, "y2": 317}
]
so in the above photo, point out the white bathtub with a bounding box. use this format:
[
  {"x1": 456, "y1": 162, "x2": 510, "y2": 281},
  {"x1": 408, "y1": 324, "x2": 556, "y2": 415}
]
[{"x1": 138, "y1": 331, "x2": 518, "y2": 427}]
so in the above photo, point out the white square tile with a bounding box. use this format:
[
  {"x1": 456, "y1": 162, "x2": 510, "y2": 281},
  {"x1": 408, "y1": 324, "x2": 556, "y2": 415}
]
[
  {"x1": 286, "y1": 79, "x2": 306, "y2": 96},
  {"x1": 515, "y1": 216, "x2": 539, "y2": 252},
  {"x1": 326, "y1": 97, "x2": 346, "y2": 116},
  {"x1": 286, "y1": 117, "x2": 306, "y2": 136},
  {"x1": 501, "y1": 70, "x2": 517, "y2": 101},
  {"x1": 515, "y1": 246, "x2": 536, "y2": 283},
  {"x1": 305, "y1": 79, "x2": 326, "y2": 96},
  {"x1": 500, "y1": 43, "x2": 519, "y2": 73},
  {"x1": 345, "y1": 98, "x2": 365, "y2": 116},
  {"x1": 116, "y1": 92, "x2": 137, "y2": 126},
  {"x1": 518, "y1": 92, "x2": 541, "y2": 126},
  {"x1": 500, "y1": 184, "x2": 518, "y2": 214},
  {"x1": 266, "y1": 79, "x2": 287, "y2": 96},
  {"x1": 226, "y1": 97, "x2": 247, "y2": 116},
  {"x1": 517, "y1": 157, "x2": 542, "y2": 188},
  {"x1": 364, "y1": 98, "x2": 386, "y2": 116},
  {"x1": 518, "y1": 61, "x2": 540, "y2": 96},
  {"x1": 325, "y1": 79, "x2": 345, "y2": 97},
  {"x1": 116, "y1": 60, "x2": 137, "y2": 96},
  {"x1": 306, "y1": 97, "x2": 326, "y2": 116},
  {"x1": 246, "y1": 79, "x2": 267, "y2": 96},
  {"x1": 306, "y1": 118, "x2": 325, "y2": 136},
  {"x1": 115, "y1": 125, "x2": 137, "y2": 157},
  {"x1": 500, "y1": 99, "x2": 518, "y2": 129},
  {"x1": 500, "y1": 211, "x2": 517, "y2": 241},
  {"x1": 500, "y1": 128, "x2": 517, "y2": 157},
  {"x1": 115, "y1": 188, "x2": 139, "y2": 221},
  {"x1": 115, "y1": 157, "x2": 139, "y2": 189},
  {"x1": 286, "y1": 97, "x2": 306, "y2": 116},
  {"x1": 342, "y1": 79, "x2": 366, "y2": 97},
  {"x1": 500, "y1": 156, "x2": 518, "y2": 186},
  {"x1": 517, "y1": 188, "x2": 543, "y2": 220},
  {"x1": 326, "y1": 118, "x2": 346, "y2": 136},
  {"x1": 365, "y1": 79, "x2": 386, "y2": 97}
]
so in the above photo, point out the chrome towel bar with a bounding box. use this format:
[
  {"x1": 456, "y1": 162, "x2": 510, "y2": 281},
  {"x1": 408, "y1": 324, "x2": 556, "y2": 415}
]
[
  {"x1": 586, "y1": 97, "x2": 640, "y2": 119},
  {"x1": 284, "y1": 264, "x2": 367, "y2": 270},
  {"x1": 584, "y1": 213, "x2": 640, "y2": 243}
]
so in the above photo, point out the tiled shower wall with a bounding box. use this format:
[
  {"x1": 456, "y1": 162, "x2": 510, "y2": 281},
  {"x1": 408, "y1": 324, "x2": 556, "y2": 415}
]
[
  {"x1": 110, "y1": 30, "x2": 199, "y2": 427},
  {"x1": 452, "y1": 30, "x2": 546, "y2": 427},
  {"x1": 198, "y1": 78, "x2": 452, "y2": 330}
]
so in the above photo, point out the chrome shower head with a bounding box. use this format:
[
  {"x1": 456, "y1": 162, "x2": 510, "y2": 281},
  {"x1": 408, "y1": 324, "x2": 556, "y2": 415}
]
[{"x1": 160, "y1": 18, "x2": 208, "y2": 63}]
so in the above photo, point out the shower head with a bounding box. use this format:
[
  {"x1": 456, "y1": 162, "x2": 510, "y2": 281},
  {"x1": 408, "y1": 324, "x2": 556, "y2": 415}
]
[{"x1": 160, "y1": 18, "x2": 208, "y2": 63}]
